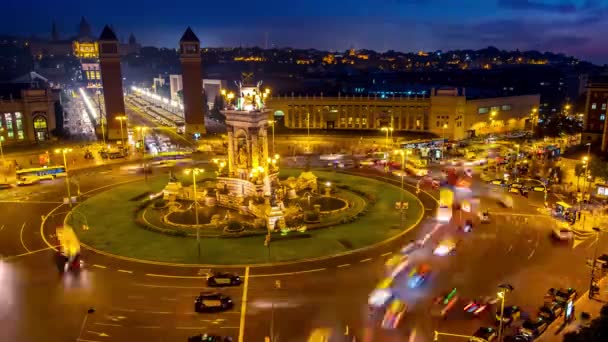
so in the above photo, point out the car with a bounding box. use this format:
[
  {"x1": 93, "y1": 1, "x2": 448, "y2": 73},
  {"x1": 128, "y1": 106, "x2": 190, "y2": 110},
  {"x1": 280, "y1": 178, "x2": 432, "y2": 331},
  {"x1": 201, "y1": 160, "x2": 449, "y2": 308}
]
[
  {"x1": 461, "y1": 219, "x2": 474, "y2": 233},
  {"x1": 194, "y1": 292, "x2": 234, "y2": 313},
  {"x1": 464, "y1": 297, "x2": 498, "y2": 316},
  {"x1": 207, "y1": 272, "x2": 241, "y2": 287},
  {"x1": 0, "y1": 183, "x2": 12, "y2": 190},
  {"x1": 385, "y1": 255, "x2": 409, "y2": 277},
  {"x1": 359, "y1": 159, "x2": 376, "y2": 167},
  {"x1": 496, "y1": 305, "x2": 521, "y2": 326},
  {"x1": 545, "y1": 287, "x2": 577, "y2": 303},
  {"x1": 552, "y1": 227, "x2": 574, "y2": 241},
  {"x1": 368, "y1": 278, "x2": 394, "y2": 308},
  {"x1": 519, "y1": 316, "x2": 549, "y2": 337},
  {"x1": 407, "y1": 263, "x2": 431, "y2": 288},
  {"x1": 381, "y1": 299, "x2": 408, "y2": 329},
  {"x1": 471, "y1": 327, "x2": 497, "y2": 342},
  {"x1": 538, "y1": 301, "x2": 564, "y2": 321},
  {"x1": 431, "y1": 288, "x2": 459, "y2": 317},
  {"x1": 188, "y1": 334, "x2": 233, "y2": 342},
  {"x1": 503, "y1": 334, "x2": 533, "y2": 342},
  {"x1": 479, "y1": 210, "x2": 490, "y2": 223},
  {"x1": 16, "y1": 176, "x2": 41, "y2": 186},
  {"x1": 434, "y1": 239, "x2": 457, "y2": 256},
  {"x1": 489, "y1": 179, "x2": 507, "y2": 186}
]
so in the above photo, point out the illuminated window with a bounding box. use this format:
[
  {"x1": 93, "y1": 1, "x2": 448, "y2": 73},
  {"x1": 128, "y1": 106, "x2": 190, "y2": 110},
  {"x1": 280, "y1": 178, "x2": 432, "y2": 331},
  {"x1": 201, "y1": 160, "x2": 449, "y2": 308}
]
[
  {"x1": 416, "y1": 119, "x2": 420, "y2": 127},
  {"x1": 355, "y1": 118, "x2": 360, "y2": 125},
  {"x1": 34, "y1": 116, "x2": 47, "y2": 129},
  {"x1": 601, "y1": 115, "x2": 605, "y2": 121},
  {"x1": 478, "y1": 107, "x2": 489, "y2": 114},
  {"x1": 592, "y1": 103, "x2": 597, "y2": 110},
  {"x1": 4, "y1": 113, "x2": 14, "y2": 138},
  {"x1": 348, "y1": 117, "x2": 353, "y2": 125},
  {"x1": 340, "y1": 117, "x2": 346, "y2": 125},
  {"x1": 362, "y1": 118, "x2": 367, "y2": 125},
  {"x1": 603, "y1": 103, "x2": 607, "y2": 110},
  {"x1": 491, "y1": 106, "x2": 500, "y2": 112},
  {"x1": 15, "y1": 112, "x2": 24, "y2": 140},
  {"x1": 501, "y1": 104, "x2": 512, "y2": 111}
]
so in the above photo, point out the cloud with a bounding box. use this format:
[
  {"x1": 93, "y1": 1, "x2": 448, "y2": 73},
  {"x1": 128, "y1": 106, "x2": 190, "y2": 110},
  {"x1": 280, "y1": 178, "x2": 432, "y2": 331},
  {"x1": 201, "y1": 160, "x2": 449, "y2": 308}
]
[{"x1": 497, "y1": 0, "x2": 577, "y2": 13}]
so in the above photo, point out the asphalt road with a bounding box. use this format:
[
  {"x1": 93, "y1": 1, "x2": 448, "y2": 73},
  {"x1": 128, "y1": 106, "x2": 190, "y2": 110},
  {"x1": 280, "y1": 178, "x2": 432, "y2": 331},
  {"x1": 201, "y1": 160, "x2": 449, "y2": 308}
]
[{"x1": 0, "y1": 161, "x2": 605, "y2": 342}]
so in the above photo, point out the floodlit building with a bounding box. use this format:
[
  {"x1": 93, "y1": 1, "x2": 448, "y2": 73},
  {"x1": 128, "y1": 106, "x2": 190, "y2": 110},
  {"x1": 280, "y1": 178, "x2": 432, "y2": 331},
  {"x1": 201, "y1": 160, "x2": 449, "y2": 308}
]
[{"x1": 266, "y1": 87, "x2": 539, "y2": 140}]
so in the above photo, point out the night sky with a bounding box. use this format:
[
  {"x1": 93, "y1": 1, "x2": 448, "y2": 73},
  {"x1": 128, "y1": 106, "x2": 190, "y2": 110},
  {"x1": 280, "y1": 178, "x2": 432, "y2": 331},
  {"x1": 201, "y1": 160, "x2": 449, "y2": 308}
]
[{"x1": 2, "y1": 0, "x2": 607, "y2": 64}]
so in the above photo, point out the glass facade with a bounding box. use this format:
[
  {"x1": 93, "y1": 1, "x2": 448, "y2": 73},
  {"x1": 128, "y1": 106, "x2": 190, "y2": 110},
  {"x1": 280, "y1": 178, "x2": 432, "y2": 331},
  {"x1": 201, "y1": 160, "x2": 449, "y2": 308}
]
[
  {"x1": 15, "y1": 112, "x2": 24, "y2": 140},
  {"x1": 4, "y1": 113, "x2": 14, "y2": 139}
]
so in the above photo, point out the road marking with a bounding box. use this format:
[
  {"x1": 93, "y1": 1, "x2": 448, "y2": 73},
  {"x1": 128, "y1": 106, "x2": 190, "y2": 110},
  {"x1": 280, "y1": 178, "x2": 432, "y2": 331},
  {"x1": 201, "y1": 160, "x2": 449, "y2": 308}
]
[
  {"x1": 337, "y1": 264, "x2": 351, "y2": 268},
  {"x1": 113, "y1": 308, "x2": 136, "y2": 312},
  {"x1": 148, "y1": 311, "x2": 171, "y2": 314},
  {"x1": 136, "y1": 326, "x2": 161, "y2": 329},
  {"x1": 94, "y1": 323, "x2": 122, "y2": 327},
  {"x1": 249, "y1": 268, "x2": 326, "y2": 278},
  {"x1": 77, "y1": 339, "x2": 105, "y2": 342},
  {"x1": 360, "y1": 258, "x2": 372, "y2": 263},
  {"x1": 92, "y1": 264, "x2": 107, "y2": 269},
  {"x1": 507, "y1": 245, "x2": 513, "y2": 253},
  {"x1": 145, "y1": 273, "x2": 205, "y2": 279},
  {"x1": 133, "y1": 283, "x2": 204, "y2": 289},
  {"x1": 528, "y1": 249, "x2": 536, "y2": 260},
  {"x1": 381, "y1": 252, "x2": 392, "y2": 256},
  {"x1": 0, "y1": 224, "x2": 4, "y2": 232},
  {"x1": 176, "y1": 326, "x2": 207, "y2": 330},
  {"x1": 220, "y1": 326, "x2": 240, "y2": 329},
  {"x1": 117, "y1": 269, "x2": 133, "y2": 273},
  {"x1": 238, "y1": 266, "x2": 250, "y2": 342},
  {"x1": 2, "y1": 246, "x2": 58, "y2": 261},
  {"x1": 19, "y1": 222, "x2": 31, "y2": 252},
  {"x1": 160, "y1": 297, "x2": 177, "y2": 301},
  {"x1": 0, "y1": 200, "x2": 62, "y2": 204}
]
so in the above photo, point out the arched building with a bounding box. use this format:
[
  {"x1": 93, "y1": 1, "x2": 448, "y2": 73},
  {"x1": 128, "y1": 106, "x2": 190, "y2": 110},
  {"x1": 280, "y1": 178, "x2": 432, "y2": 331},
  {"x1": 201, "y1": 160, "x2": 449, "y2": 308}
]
[{"x1": 266, "y1": 88, "x2": 540, "y2": 140}]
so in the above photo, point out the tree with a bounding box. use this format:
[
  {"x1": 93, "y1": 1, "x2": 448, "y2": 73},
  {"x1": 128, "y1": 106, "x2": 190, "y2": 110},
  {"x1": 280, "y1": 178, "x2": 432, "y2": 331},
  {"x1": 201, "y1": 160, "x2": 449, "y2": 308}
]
[
  {"x1": 589, "y1": 158, "x2": 608, "y2": 181},
  {"x1": 210, "y1": 95, "x2": 225, "y2": 122},
  {"x1": 539, "y1": 115, "x2": 582, "y2": 137}
]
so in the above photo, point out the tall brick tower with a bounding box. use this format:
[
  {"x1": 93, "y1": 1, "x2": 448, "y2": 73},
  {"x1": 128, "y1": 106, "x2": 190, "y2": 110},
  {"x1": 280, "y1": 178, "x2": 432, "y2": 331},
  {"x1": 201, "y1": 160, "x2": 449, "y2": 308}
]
[
  {"x1": 98, "y1": 25, "x2": 125, "y2": 140},
  {"x1": 179, "y1": 27, "x2": 206, "y2": 136}
]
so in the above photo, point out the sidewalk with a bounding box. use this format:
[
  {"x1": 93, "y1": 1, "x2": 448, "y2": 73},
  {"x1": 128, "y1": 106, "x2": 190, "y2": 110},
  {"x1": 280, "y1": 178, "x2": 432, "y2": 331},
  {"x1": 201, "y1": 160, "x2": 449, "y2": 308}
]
[{"x1": 537, "y1": 278, "x2": 608, "y2": 341}]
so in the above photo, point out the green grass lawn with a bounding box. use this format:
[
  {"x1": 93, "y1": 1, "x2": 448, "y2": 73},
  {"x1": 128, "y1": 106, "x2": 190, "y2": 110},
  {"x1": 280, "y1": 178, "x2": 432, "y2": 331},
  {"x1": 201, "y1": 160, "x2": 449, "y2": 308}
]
[{"x1": 74, "y1": 169, "x2": 424, "y2": 265}]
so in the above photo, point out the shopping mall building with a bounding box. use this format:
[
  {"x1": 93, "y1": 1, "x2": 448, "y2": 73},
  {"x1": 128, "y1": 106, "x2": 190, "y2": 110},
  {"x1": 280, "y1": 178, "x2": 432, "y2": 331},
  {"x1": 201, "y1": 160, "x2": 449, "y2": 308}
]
[{"x1": 266, "y1": 87, "x2": 540, "y2": 140}]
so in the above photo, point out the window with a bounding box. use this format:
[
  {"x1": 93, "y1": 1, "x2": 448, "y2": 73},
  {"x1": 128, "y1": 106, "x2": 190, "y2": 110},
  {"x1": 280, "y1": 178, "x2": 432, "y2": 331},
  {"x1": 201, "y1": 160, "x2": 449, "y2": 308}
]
[
  {"x1": 4, "y1": 113, "x2": 13, "y2": 139},
  {"x1": 501, "y1": 104, "x2": 512, "y2": 111},
  {"x1": 34, "y1": 116, "x2": 47, "y2": 129},
  {"x1": 478, "y1": 107, "x2": 489, "y2": 114},
  {"x1": 592, "y1": 103, "x2": 597, "y2": 110},
  {"x1": 601, "y1": 115, "x2": 606, "y2": 121},
  {"x1": 603, "y1": 103, "x2": 607, "y2": 110},
  {"x1": 15, "y1": 112, "x2": 24, "y2": 140},
  {"x1": 348, "y1": 117, "x2": 353, "y2": 125},
  {"x1": 436, "y1": 121, "x2": 440, "y2": 127},
  {"x1": 490, "y1": 106, "x2": 500, "y2": 112},
  {"x1": 340, "y1": 117, "x2": 345, "y2": 125},
  {"x1": 416, "y1": 119, "x2": 420, "y2": 127},
  {"x1": 362, "y1": 118, "x2": 367, "y2": 125}
]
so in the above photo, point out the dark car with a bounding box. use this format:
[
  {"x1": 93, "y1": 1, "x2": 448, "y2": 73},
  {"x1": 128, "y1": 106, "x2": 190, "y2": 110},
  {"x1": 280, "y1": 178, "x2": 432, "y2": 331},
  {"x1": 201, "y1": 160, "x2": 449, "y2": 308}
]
[
  {"x1": 188, "y1": 334, "x2": 233, "y2": 342},
  {"x1": 194, "y1": 292, "x2": 233, "y2": 313},
  {"x1": 471, "y1": 327, "x2": 497, "y2": 342},
  {"x1": 503, "y1": 334, "x2": 533, "y2": 342},
  {"x1": 545, "y1": 288, "x2": 577, "y2": 303},
  {"x1": 519, "y1": 316, "x2": 549, "y2": 337},
  {"x1": 0, "y1": 183, "x2": 12, "y2": 190},
  {"x1": 207, "y1": 272, "x2": 241, "y2": 287},
  {"x1": 496, "y1": 305, "x2": 522, "y2": 326},
  {"x1": 539, "y1": 302, "x2": 564, "y2": 321}
]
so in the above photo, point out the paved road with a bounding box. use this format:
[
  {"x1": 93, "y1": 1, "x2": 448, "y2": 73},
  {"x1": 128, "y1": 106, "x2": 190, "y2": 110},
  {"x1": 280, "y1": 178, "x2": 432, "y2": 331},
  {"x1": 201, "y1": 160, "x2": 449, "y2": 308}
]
[{"x1": 1, "y1": 162, "x2": 606, "y2": 342}]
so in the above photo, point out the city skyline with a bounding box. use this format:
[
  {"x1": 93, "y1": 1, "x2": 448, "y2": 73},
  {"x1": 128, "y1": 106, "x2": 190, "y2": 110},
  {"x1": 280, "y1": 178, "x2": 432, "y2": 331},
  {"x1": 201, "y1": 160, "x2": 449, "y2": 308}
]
[{"x1": 2, "y1": 0, "x2": 608, "y2": 64}]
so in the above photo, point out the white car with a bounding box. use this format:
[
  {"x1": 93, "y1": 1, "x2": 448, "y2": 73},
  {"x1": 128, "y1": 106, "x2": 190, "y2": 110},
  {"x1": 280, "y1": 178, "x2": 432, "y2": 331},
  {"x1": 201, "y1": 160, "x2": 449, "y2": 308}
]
[
  {"x1": 434, "y1": 239, "x2": 457, "y2": 256},
  {"x1": 553, "y1": 227, "x2": 574, "y2": 241},
  {"x1": 369, "y1": 278, "x2": 394, "y2": 308},
  {"x1": 16, "y1": 176, "x2": 41, "y2": 186}
]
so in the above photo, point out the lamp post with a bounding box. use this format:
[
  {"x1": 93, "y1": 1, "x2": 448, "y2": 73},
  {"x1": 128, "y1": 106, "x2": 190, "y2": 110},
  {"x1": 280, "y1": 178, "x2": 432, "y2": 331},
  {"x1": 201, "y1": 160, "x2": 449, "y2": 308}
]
[
  {"x1": 589, "y1": 227, "x2": 602, "y2": 299},
  {"x1": 96, "y1": 91, "x2": 106, "y2": 147},
  {"x1": 116, "y1": 115, "x2": 127, "y2": 154},
  {"x1": 136, "y1": 126, "x2": 149, "y2": 181},
  {"x1": 395, "y1": 149, "x2": 411, "y2": 228},
  {"x1": 55, "y1": 148, "x2": 73, "y2": 208},
  {"x1": 268, "y1": 120, "x2": 276, "y2": 157},
  {"x1": 381, "y1": 127, "x2": 393, "y2": 155},
  {"x1": 489, "y1": 110, "x2": 497, "y2": 135},
  {"x1": 497, "y1": 283, "x2": 514, "y2": 342},
  {"x1": 184, "y1": 168, "x2": 204, "y2": 260}
]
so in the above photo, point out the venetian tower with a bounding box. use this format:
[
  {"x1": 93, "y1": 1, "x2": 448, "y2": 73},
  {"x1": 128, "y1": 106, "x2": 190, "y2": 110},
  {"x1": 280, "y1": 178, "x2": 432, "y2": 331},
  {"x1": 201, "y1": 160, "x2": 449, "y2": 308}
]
[
  {"x1": 179, "y1": 27, "x2": 206, "y2": 137},
  {"x1": 98, "y1": 25, "x2": 125, "y2": 140}
]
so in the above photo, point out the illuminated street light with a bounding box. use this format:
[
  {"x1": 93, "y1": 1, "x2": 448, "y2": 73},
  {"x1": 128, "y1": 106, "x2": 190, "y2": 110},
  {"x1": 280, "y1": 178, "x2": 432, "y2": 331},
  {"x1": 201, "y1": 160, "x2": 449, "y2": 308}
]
[
  {"x1": 136, "y1": 126, "x2": 149, "y2": 181},
  {"x1": 115, "y1": 115, "x2": 128, "y2": 153},
  {"x1": 54, "y1": 148, "x2": 74, "y2": 208},
  {"x1": 221, "y1": 89, "x2": 227, "y2": 96},
  {"x1": 184, "y1": 168, "x2": 204, "y2": 260},
  {"x1": 395, "y1": 149, "x2": 412, "y2": 228},
  {"x1": 497, "y1": 283, "x2": 514, "y2": 342}
]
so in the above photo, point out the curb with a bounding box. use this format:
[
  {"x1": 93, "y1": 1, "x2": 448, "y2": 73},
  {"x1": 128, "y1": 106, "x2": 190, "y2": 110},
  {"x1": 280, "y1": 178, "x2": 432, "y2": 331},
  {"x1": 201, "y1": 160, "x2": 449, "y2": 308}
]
[{"x1": 56, "y1": 171, "x2": 432, "y2": 268}]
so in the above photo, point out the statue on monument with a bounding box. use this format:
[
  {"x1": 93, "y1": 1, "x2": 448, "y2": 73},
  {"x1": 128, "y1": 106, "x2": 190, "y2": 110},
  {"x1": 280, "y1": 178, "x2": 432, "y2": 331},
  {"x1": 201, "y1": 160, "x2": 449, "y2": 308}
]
[{"x1": 237, "y1": 147, "x2": 248, "y2": 168}]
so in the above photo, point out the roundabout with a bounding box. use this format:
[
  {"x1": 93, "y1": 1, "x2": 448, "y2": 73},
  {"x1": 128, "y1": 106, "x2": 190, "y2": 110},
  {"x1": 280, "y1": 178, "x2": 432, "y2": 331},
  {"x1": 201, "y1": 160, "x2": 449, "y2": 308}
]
[{"x1": 68, "y1": 169, "x2": 425, "y2": 265}]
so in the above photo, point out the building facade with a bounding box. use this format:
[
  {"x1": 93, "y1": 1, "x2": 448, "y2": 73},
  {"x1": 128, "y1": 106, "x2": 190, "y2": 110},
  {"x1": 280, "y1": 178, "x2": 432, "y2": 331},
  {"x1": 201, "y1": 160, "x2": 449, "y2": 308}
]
[
  {"x1": 581, "y1": 83, "x2": 608, "y2": 150},
  {"x1": 267, "y1": 88, "x2": 539, "y2": 140},
  {"x1": 0, "y1": 87, "x2": 58, "y2": 146}
]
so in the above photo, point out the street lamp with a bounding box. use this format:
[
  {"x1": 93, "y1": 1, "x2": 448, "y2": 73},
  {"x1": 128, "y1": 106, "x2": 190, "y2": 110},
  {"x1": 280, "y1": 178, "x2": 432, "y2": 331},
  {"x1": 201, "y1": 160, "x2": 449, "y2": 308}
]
[
  {"x1": 395, "y1": 149, "x2": 412, "y2": 228},
  {"x1": 55, "y1": 148, "x2": 73, "y2": 208},
  {"x1": 589, "y1": 227, "x2": 602, "y2": 299},
  {"x1": 95, "y1": 90, "x2": 106, "y2": 147},
  {"x1": 497, "y1": 283, "x2": 514, "y2": 342},
  {"x1": 184, "y1": 168, "x2": 204, "y2": 260},
  {"x1": 115, "y1": 115, "x2": 127, "y2": 153},
  {"x1": 381, "y1": 127, "x2": 393, "y2": 155},
  {"x1": 136, "y1": 126, "x2": 149, "y2": 181},
  {"x1": 268, "y1": 120, "x2": 276, "y2": 157}
]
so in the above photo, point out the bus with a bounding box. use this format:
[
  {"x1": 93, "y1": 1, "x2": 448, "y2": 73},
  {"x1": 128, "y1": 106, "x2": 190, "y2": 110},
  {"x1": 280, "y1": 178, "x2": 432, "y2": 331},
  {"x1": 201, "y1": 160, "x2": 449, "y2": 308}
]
[
  {"x1": 153, "y1": 151, "x2": 192, "y2": 161},
  {"x1": 16, "y1": 166, "x2": 67, "y2": 185}
]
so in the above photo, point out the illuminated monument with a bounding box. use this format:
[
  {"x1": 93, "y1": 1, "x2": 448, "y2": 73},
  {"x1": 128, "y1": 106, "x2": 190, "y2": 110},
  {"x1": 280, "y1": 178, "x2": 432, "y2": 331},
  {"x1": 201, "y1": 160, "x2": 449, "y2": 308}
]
[
  {"x1": 179, "y1": 27, "x2": 206, "y2": 137},
  {"x1": 98, "y1": 25, "x2": 125, "y2": 140}
]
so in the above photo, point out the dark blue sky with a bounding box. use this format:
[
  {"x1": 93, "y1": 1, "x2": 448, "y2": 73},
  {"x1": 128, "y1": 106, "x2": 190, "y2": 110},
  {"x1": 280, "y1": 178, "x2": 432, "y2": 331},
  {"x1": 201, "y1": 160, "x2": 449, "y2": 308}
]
[{"x1": 2, "y1": 0, "x2": 607, "y2": 64}]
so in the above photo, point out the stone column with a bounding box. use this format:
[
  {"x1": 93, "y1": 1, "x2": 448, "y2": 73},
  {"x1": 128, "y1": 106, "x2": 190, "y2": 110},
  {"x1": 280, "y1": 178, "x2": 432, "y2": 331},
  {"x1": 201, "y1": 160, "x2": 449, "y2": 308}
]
[
  {"x1": 262, "y1": 128, "x2": 269, "y2": 168},
  {"x1": 227, "y1": 130, "x2": 235, "y2": 174},
  {"x1": 251, "y1": 131, "x2": 258, "y2": 169}
]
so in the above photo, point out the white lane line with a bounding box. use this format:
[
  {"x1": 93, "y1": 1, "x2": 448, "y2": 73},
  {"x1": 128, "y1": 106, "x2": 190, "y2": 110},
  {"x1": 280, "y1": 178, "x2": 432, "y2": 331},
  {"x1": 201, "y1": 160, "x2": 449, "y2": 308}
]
[
  {"x1": 92, "y1": 264, "x2": 107, "y2": 269},
  {"x1": 136, "y1": 326, "x2": 161, "y2": 329},
  {"x1": 507, "y1": 245, "x2": 513, "y2": 253},
  {"x1": 19, "y1": 222, "x2": 31, "y2": 252},
  {"x1": 177, "y1": 327, "x2": 207, "y2": 330},
  {"x1": 133, "y1": 283, "x2": 204, "y2": 289},
  {"x1": 249, "y1": 268, "x2": 326, "y2": 278},
  {"x1": 148, "y1": 311, "x2": 171, "y2": 314},
  {"x1": 94, "y1": 323, "x2": 122, "y2": 327},
  {"x1": 113, "y1": 308, "x2": 136, "y2": 312},
  {"x1": 145, "y1": 273, "x2": 205, "y2": 279},
  {"x1": 528, "y1": 249, "x2": 536, "y2": 260},
  {"x1": 117, "y1": 269, "x2": 133, "y2": 273},
  {"x1": 381, "y1": 252, "x2": 392, "y2": 256},
  {"x1": 337, "y1": 264, "x2": 351, "y2": 268},
  {"x1": 0, "y1": 224, "x2": 4, "y2": 232},
  {"x1": 360, "y1": 258, "x2": 372, "y2": 263},
  {"x1": 160, "y1": 297, "x2": 177, "y2": 301},
  {"x1": 238, "y1": 266, "x2": 250, "y2": 342}
]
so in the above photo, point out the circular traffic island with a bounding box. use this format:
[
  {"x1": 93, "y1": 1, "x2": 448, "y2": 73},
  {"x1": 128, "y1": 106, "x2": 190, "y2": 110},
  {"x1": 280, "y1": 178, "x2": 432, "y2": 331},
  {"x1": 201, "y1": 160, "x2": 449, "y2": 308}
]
[{"x1": 72, "y1": 169, "x2": 425, "y2": 265}]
